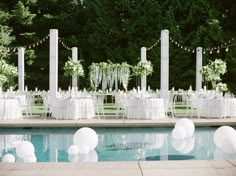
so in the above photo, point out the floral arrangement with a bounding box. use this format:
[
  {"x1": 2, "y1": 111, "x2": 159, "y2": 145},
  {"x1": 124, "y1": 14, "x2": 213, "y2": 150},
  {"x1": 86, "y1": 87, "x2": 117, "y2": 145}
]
[
  {"x1": 0, "y1": 59, "x2": 18, "y2": 86},
  {"x1": 89, "y1": 61, "x2": 131, "y2": 91},
  {"x1": 0, "y1": 74, "x2": 7, "y2": 85},
  {"x1": 132, "y1": 60, "x2": 153, "y2": 76},
  {"x1": 63, "y1": 58, "x2": 84, "y2": 77},
  {"x1": 201, "y1": 59, "x2": 227, "y2": 89},
  {"x1": 216, "y1": 82, "x2": 228, "y2": 92}
]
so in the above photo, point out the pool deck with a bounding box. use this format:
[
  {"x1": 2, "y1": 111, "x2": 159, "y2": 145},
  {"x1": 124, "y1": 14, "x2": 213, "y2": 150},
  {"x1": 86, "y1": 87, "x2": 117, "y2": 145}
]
[
  {"x1": 0, "y1": 160, "x2": 236, "y2": 176},
  {"x1": 0, "y1": 115, "x2": 236, "y2": 128},
  {"x1": 1, "y1": 116, "x2": 236, "y2": 176},
  {"x1": 0, "y1": 116, "x2": 236, "y2": 128}
]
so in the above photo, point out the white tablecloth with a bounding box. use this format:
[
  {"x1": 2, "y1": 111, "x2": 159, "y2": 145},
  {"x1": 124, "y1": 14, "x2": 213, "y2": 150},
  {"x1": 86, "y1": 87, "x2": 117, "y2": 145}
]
[
  {"x1": 52, "y1": 98, "x2": 96, "y2": 120},
  {"x1": 198, "y1": 98, "x2": 236, "y2": 118},
  {"x1": 0, "y1": 135, "x2": 24, "y2": 151},
  {"x1": 0, "y1": 98, "x2": 22, "y2": 120},
  {"x1": 125, "y1": 97, "x2": 166, "y2": 119}
]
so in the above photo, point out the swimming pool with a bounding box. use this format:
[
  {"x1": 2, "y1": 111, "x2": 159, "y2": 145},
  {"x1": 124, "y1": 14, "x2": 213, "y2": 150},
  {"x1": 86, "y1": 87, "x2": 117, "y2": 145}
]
[{"x1": 0, "y1": 127, "x2": 236, "y2": 162}]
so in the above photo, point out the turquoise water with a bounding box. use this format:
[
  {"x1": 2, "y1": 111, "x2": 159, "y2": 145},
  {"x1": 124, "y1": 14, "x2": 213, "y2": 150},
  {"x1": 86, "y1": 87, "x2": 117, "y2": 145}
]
[{"x1": 0, "y1": 127, "x2": 236, "y2": 162}]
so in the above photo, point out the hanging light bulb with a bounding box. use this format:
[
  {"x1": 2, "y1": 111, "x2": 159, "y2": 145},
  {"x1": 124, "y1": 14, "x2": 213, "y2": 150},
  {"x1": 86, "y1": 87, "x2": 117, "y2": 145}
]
[
  {"x1": 225, "y1": 47, "x2": 229, "y2": 52},
  {"x1": 203, "y1": 50, "x2": 206, "y2": 54},
  {"x1": 192, "y1": 50, "x2": 195, "y2": 53},
  {"x1": 217, "y1": 49, "x2": 220, "y2": 53},
  {"x1": 210, "y1": 50, "x2": 213, "y2": 54}
]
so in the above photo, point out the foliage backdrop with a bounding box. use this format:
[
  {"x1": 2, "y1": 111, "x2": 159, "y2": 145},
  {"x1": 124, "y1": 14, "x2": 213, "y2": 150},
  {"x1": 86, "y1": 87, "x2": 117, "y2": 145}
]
[{"x1": 0, "y1": 0, "x2": 235, "y2": 92}]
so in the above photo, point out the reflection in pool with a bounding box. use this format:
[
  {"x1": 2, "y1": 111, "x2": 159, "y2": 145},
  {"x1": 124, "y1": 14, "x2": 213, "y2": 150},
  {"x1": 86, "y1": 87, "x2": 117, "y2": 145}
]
[{"x1": 0, "y1": 127, "x2": 236, "y2": 162}]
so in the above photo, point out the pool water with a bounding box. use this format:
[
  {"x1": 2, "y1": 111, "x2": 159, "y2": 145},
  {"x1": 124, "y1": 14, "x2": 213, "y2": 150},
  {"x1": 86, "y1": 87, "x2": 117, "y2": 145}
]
[{"x1": 0, "y1": 127, "x2": 236, "y2": 162}]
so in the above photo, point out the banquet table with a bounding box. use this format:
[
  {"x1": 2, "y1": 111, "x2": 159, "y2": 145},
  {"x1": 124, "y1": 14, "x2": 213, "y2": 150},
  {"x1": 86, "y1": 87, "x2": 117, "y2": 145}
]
[
  {"x1": 197, "y1": 98, "x2": 236, "y2": 118},
  {"x1": 0, "y1": 98, "x2": 22, "y2": 120},
  {"x1": 52, "y1": 97, "x2": 96, "y2": 120},
  {"x1": 125, "y1": 97, "x2": 166, "y2": 119}
]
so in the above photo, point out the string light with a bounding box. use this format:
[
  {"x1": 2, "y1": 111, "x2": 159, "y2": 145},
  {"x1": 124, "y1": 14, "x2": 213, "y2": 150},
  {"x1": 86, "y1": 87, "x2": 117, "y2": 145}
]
[
  {"x1": 169, "y1": 36, "x2": 195, "y2": 54},
  {"x1": 58, "y1": 38, "x2": 72, "y2": 51},
  {"x1": 170, "y1": 36, "x2": 235, "y2": 55},
  {"x1": 3, "y1": 34, "x2": 49, "y2": 52},
  {"x1": 203, "y1": 37, "x2": 235, "y2": 54},
  {"x1": 147, "y1": 38, "x2": 160, "y2": 51}
]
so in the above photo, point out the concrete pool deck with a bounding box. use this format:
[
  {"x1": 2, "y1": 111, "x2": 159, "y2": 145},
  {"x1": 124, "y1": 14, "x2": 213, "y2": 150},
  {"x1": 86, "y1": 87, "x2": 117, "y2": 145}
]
[
  {"x1": 0, "y1": 115, "x2": 236, "y2": 128},
  {"x1": 1, "y1": 116, "x2": 236, "y2": 176},
  {"x1": 0, "y1": 160, "x2": 236, "y2": 176}
]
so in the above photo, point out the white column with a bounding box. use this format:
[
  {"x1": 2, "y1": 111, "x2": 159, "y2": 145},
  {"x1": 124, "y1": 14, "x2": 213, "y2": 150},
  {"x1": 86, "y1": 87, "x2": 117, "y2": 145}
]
[
  {"x1": 196, "y1": 47, "x2": 202, "y2": 91},
  {"x1": 49, "y1": 29, "x2": 58, "y2": 98},
  {"x1": 141, "y1": 47, "x2": 147, "y2": 91},
  {"x1": 160, "y1": 30, "x2": 169, "y2": 102},
  {"x1": 18, "y1": 47, "x2": 25, "y2": 92},
  {"x1": 72, "y1": 47, "x2": 78, "y2": 88}
]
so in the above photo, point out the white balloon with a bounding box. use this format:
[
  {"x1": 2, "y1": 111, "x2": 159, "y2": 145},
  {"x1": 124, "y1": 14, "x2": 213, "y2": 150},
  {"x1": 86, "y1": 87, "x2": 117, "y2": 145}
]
[
  {"x1": 175, "y1": 118, "x2": 195, "y2": 137},
  {"x1": 23, "y1": 154, "x2": 37, "y2": 163},
  {"x1": 172, "y1": 126, "x2": 187, "y2": 140},
  {"x1": 73, "y1": 127, "x2": 98, "y2": 151},
  {"x1": 77, "y1": 144, "x2": 90, "y2": 154},
  {"x1": 172, "y1": 139, "x2": 186, "y2": 151},
  {"x1": 180, "y1": 136, "x2": 195, "y2": 154},
  {"x1": 214, "y1": 126, "x2": 236, "y2": 148},
  {"x1": 221, "y1": 132, "x2": 236, "y2": 153},
  {"x1": 88, "y1": 150, "x2": 98, "y2": 162},
  {"x1": 2, "y1": 154, "x2": 15, "y2": 163},
  {"x1": 68, "y1": 145, "x2": 79, "y2": 155},
  {"x1": 78, "y1": 154, "x2": 89, "y2": 162},
  {"x1": 16, "y1": 141, "x2": 35, "y2": 158},
  {"x1": 68, "y1": 154, "x2": 79, "y2": 162}
]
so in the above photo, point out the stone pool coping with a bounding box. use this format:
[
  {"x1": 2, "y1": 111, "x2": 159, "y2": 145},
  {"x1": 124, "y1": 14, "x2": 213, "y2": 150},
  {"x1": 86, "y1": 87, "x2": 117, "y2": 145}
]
[
  {"x1": 0, "y1": 116, "x2": 236, "y2": 128},
  {"x1": 0, "y1": 160, "x2": 236, "y2": 176}
]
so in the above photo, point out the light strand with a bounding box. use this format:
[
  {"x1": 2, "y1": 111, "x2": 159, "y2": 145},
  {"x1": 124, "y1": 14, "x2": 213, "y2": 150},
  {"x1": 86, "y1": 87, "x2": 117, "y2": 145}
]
[
  {"x1": 169, "y1": 36, "x2": 196, "y2": 53},
  {"x1": 203, "y1": 38, "x2": 235, "y2": 54},
  {"x1": 4, "y1": 34, "x2": 49, "y2": 53},
  {"x1": 169, "y1": 36, "x2": 235, "y2": 54},
  {"x1": 146, "y1": 39, "x2": 160, "y2": 51},
  {"x1": 58, "y1": 38, "x2": 72, "y2": 51}
]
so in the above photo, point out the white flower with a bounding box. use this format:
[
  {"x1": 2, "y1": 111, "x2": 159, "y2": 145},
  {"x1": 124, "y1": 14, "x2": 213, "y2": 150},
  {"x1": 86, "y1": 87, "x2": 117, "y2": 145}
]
[
  {"x1": 64, "y1": 58, "x2": 84, "y2": 77},
  {"x1": 200, "y1": 59, "x2": 227, "y2": 89},
  {"x1": 216, "y1": 82, "x2": 228, "y2": 92},
  {"x1": 0, "y1": 74, "x2": 7, "y2": 85},
  {"x1": 0, "y1": 59, "x2": 18, "y2": 85},
  {"x1": 132, "y1": 60, "x2": 153, "y2": 76}
]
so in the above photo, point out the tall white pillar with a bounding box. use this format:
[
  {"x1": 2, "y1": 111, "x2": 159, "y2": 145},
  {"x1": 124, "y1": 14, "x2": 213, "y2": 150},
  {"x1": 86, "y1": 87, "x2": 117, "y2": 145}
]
[
  {"x1": 196, "y1": 47, "x2": 203, "y2": 91},
  {"x1": 141, "y1": 47, "x2": 147, "y2": 91},
  {"x1": 160, "y1": 30, "x2": 169, "y2": 102},
  {"x1": 18, "y1": 47, "x2": 25, "y2": 92},
  {"x1": 49, "y1": 29, "x2": 58, "y2": 98},
  {"x1": 72, "y1": 47, "x2": 78, "y2": 88}
]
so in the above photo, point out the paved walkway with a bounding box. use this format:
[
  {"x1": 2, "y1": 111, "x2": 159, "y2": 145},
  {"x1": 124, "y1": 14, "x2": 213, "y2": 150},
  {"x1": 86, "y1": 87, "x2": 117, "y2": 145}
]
[
  {"x1": 0, "y1": 116, "x2": 236, "y2": 127},
  {"x1": 0, "y1": 160, "x2": 236, "y2": 176}
]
